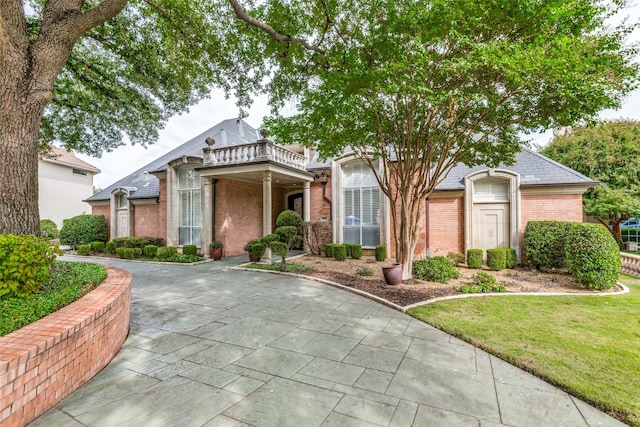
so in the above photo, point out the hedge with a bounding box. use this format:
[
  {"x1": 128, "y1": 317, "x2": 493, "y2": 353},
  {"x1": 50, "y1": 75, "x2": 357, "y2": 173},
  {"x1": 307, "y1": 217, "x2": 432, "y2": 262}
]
[
  {"x1": 90, "y1": 241, "x2": 105, "y2": 253},
  {"x1": 466, "y1": 249, "x2": 483, "y2": 269},
  {"x1": 77, "y1": 244, "x2": 91, "y2": 256},
  {"x1": 524, "y1": 221, "x2": 571, "y2": 268},
  {"x1": 182, "y1": 244, "x2": 197, "y2": 256},
  {"x1": 333, "y1": 244, "x2": 347, "y2": 261},
  {"x1": 144, "y1": 245, "x2": 159, "y2": 257},
  {"x1": 486, "y1": 249, "x2": 506, "y2": 271},
  {"x1": 375, "y1": 245, "x2": 387, "y2": 261},
  {"x1": 59, "y1": 214, "x2": 108, "y2": 248},
  {"x1": 157, "y1": 246, "x2": 178, "y2": 261},
  {"x1": 565, "y1": 223, "x2": 620, "y2": 290},
  {"x1": 412, "y1": 256, "x2": 460, "y2": 283}
]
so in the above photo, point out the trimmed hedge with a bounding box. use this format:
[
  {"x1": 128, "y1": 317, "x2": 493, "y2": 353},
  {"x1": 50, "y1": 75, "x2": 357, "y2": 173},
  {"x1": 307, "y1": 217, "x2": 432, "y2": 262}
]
[
  {"x1": 251, "y1": 242, "x2": 266, "y2": 260},
  {"x1": 375, "y1": 245, "x2": 387, "y2": 261},
  {"x1": 0, "y1": 234, "x2": 58, "y2": 297},
  {"x1": 466, "y1": 249, "x2": 483, "y2": 269},
  {"x1": 40, "y1": 219, "x2": 59, "y2": 239},
  {"x1": 333, "y1": 244, "x2": 347, "y2": 261},
  {"x1": 157, "y1": 246, "x2": 178, "y2": 261},
  {"x1": 110, "y1": 236, "x2": 164, "y2": 249},
  {"x1": 486, "y1": 249, "x2": 506, "y2": 271},
  {"x1": 325, "y1": 243, "x2": 337, "y2": 257},
  {"x1": 504, "y1": 248, "x2": 517, "y2": 268},
  {"x1": 105, "y1": 241, "x2": 117, "y2": 255},
  {"x1": 524, "y1": 221, "x2": 571, "y2": 268},
  {"x1": 77, "y1": 244, "x2": 92, "y2": 256},
  {"x1": 182, "y1": 244, "x2": 197, "y2": 256},
  {"x1": 565, "y1": 223, "x2": 620, "y2": 290},
  {"x1": 91, "y1": 241, "x2": 105, "y2": 253},
  {"x1": 350, "y1": 244, "x2": 363, "y2": 259},
  {"x1": 59, "y1": 214, "x2": 108, "y2": 248},
  {"x1": 412, "y1": 256, "x2": 460, "y2": 283},
  {"x1": 144, "y1": 245, "x2": 159, "y2": 257}
]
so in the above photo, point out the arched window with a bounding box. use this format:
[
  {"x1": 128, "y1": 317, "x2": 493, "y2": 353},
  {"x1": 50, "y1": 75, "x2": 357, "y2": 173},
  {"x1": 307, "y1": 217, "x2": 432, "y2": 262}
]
[
  {"x1": 178, "y1": 167, "x2": 201, "y2": 246},
  {"x1": 343, "y1": 162, "x2": 380, "y2": 246}
]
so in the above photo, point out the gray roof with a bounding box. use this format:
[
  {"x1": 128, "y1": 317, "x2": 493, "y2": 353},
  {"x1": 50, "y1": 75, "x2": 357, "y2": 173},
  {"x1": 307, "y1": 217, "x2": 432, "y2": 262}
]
[
  {"x1": 87, "y1": 119, "x2": 260, "y2": 202},
  {"x1": 434, "y1": 147, "x2": 596, "y2": 190}
]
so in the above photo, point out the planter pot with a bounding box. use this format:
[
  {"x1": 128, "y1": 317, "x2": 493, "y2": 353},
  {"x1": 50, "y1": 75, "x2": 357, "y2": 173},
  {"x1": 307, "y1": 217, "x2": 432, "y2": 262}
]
[
  {"x1": 382, "y1": 263, "x2": 403, "y2": 285},
  {"x1": 210, "y1": 247, "x2": 223, "y2": 261}
]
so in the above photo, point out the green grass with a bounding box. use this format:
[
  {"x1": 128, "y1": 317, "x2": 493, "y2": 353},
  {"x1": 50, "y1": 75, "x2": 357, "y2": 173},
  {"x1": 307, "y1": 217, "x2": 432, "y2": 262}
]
[
  {"x1": 244, "y1": 263, "x2": 314, "y2": 272},
  {"x1": 408, "y1": 275, "x2": 640, "y2": 426},
  {"x1": 0, "y1": 261, "x2": 107, "y2": 336}
]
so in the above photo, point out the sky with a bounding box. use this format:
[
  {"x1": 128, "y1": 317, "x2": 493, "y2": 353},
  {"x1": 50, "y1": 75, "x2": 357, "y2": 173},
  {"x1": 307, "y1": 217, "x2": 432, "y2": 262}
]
[{"x1": 77, "y1": 3, "x2": 640, "y2": 190}]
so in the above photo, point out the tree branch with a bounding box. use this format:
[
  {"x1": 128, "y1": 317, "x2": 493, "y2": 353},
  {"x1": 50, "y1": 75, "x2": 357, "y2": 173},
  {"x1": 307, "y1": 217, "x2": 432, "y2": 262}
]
[{"x1": 227, "y1": 0, "x2": 326, "y2": 56}]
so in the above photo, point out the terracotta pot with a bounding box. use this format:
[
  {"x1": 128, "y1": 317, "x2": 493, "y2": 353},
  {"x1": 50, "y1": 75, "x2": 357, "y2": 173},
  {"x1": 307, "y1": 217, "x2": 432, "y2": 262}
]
[
  {"x1": 210, "y1": 247, "x2": 223, "y2": 261},
  {"x1": 382, "y1": 263, "x2": 403, "y2": 285}
]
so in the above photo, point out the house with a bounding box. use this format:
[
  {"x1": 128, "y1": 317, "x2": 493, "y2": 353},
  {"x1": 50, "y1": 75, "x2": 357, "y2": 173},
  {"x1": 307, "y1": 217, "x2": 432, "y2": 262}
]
[
  {"x1": 86, "y1": 118, "x2": 595, "y2": 260},
  {"x1": 39, "y1": 145, "x2": 101, "y2": 229}
]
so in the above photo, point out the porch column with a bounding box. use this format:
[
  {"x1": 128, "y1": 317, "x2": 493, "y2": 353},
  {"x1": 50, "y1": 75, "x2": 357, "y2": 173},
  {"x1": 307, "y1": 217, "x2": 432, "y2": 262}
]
[
  {"x1": 303, "y1": 181, "x2": 311, "y2": 222},
  {"x1": 202, "y1": 178, "x2": 213, "y2": 257},
  {"x1": 263, "y1": 171, "x2": 272, "y2": 261}
]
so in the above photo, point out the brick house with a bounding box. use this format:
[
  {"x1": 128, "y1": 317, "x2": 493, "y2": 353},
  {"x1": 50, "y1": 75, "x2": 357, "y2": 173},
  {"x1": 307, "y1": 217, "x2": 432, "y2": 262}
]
[{"x1": 86, "y1": 118, "x2": 595, "y2": 261}]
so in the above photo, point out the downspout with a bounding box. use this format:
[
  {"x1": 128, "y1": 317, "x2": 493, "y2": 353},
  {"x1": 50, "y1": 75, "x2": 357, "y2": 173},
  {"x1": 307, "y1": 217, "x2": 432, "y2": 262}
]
[{"x1": 211, "y1": 179, "x2": 217, "y2": 242}]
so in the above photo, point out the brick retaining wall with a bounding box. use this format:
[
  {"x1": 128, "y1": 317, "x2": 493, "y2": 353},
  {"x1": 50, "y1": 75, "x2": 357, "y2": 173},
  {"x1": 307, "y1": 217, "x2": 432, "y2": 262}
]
[{"x1": 0, "y1": 266, "x2": 132, "y2": 427}]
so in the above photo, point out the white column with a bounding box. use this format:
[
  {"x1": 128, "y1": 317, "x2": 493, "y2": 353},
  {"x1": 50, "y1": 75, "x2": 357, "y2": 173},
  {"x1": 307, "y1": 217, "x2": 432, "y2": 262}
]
[
  {"x1": 263, "y1": 171, "x2": 272, "y2": 261},
  {"x1": 202, "y1": 178, "x2": 212, "y2": 256},
  {"x1": 303, "y1": 181, "x2": 311, "y2": 222}
]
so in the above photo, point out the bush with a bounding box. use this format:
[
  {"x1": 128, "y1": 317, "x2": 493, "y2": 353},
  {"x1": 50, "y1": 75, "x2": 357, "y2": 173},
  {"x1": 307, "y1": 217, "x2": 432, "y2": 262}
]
[
  {"x1": 270, "y1": 241, "x2": 288, "y2": 271},
  {"x1": 111, "y1": 236, "x2": 164, "y2": 249},
  {"x1": 40, "y1": 219, "x2": 59, "y2": 239},
  {"x1": 375, "y1": 245, "x2": 387, "y2": 261},
  {"x1": 350, "y1": 244, "x2": 363, "y2": 259},
  {"x1": 325, "y1": 243, "x2": 337, "y2": 257},
  {"x1": 251, "y1": 242, "x2": 266, "y2": 260},
  {"x1": 116, "y1": 247, "x2": 136, "y2": 259},
  {"x1": 276, "y1": 210, "x2": 304, "y2": 251},
  {"x1": 412, "y1": 256, "x2": 460, "y2": 283},
  {"x1": 182, "y1": 244, "x2": 197, "y2": 256},
  {"x1": 144, "y1": 245, "x2": 158, "y2": 257},
  {"x1": 244, "y1": 239, "x2": 261, "y2": 252},
  {"x1": 333, "y1": 244, "x2": 348, "y2": 261},
  {"x1": 504, "y1": 248, "x2": 517, "y2": 268},
  {"x1": 133, "y1": 248, "x2": 142, "y2": 258},
  {"x1": 105, "y1": 241, "x2": 117, "y2": 255},
  {"x1": 59, "y1": 214, "x2": 107, "y2": 248},
  {"x1": 466, "y1": 249, "x2": 483, "y2": 269},
  {"x1": 565, "y1": 223, "x2": 620, "y2": 290},
  {"x1": 276, "y1": 209, "x2": 305, "y2": 228},
  {"x1": 91, "y1": 241, "x2": 105, "y2": 253},
  {"x1": 356, "y1": 268, "x2": 373, "y2": 276},
  {"x1": 524, "y1": 221, "x2": 571, "y2": 269},
  {"x1": 446, "y1": 252, "x2": 465, "y2": 267},
  {"x1": 168, "y1": 254, "x2": 204, "y2": 263},
  {"x1": 157, "y1": 246, "x2": 178, "y2": 261},
  {"x1": 486, "y1": 249, "x2": 507, "y2": 271},
  {"x1": 261, "y1": 234, "x2": 280, "y2": 247},
  {"x1": 0, "y1": 234, "x2": 58, "y2": 297},
  {"x1": 458, "y1": 271, "x2": 506, "y2": 293},
  {"x1": 77, "y1": 244, "x2": 91, "y2": 256}
]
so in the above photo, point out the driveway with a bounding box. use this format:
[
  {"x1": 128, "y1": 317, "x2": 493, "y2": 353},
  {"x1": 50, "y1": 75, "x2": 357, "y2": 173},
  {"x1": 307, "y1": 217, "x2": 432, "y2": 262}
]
[{"x1": 30, "y1": 256, "x2": 624, "y2": 426}]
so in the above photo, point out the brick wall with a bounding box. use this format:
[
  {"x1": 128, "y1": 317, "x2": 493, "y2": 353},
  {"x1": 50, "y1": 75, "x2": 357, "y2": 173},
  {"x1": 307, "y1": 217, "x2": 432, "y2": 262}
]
[
  {"x1": 426, "y1": 197, "x2": 465, "y2": 256},
  {"x1": 157, "y1": 179, "x2": 167, "y2": 243},
  {"x1": 133, "y1": 204, "x2": 161, "y2": 239},
  {"x1": 0, "y1": 267, "x2": 132, "y2": 427},
  {"x1": 215, "y1": 179, "x2": 264, "y2": 255},
  {"x1": 310, "y1": 180, "x2": 332, "y2": 221}
]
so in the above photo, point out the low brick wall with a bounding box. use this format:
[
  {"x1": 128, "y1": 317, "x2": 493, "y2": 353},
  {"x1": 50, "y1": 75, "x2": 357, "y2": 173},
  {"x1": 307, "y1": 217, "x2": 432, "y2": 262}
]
[{"x1": 0, "y1": 266, "x2": 132, "y2": 427}]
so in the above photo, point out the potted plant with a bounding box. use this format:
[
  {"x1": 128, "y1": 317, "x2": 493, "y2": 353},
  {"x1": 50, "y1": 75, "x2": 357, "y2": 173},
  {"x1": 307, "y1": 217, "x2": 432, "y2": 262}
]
[
  {"x1": 382, "y1": 263, "x2": 403, "y2": 285},
  {"x1": 209, "y1": 241, "x2": 223, "y2": 260},
  {"x1": 243, "y1": 239, "x2": 260, "y2": 261}
]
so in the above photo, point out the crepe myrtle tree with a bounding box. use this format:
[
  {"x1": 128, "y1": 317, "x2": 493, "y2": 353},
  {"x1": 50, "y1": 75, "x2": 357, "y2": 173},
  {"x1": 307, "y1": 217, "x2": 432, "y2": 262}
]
[
  {"x1": 0, "y1": 0, "x2": 319, "y2": 235},
  {"x1": 257, "y1": 0, "x2": 638, "y2": 280}
]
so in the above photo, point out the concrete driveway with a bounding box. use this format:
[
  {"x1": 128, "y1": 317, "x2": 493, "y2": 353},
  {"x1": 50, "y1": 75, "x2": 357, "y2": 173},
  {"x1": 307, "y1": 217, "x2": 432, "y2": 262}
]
[{"x1": 30, "y1": 256, "x2": 625, "y2": 426}]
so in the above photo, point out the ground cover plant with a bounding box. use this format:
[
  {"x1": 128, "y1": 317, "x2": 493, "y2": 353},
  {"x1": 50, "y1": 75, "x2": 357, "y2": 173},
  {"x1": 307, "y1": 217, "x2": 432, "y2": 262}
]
[
  {"x1": 244, "y1": 263, "x2": 314, "y2": 273},
  {"x1": 0, "y1": 261, "x2": 107, "y2": 336},
  {"x1": 408, "y1": 275, "x2": 640, "y2": 426}
]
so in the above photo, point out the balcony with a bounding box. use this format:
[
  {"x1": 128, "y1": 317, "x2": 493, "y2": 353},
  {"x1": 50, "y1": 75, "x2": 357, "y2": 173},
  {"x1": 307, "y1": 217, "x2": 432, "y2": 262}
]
[{"x1": 203, "y1": 140, "x2": 308, "y2": 172}]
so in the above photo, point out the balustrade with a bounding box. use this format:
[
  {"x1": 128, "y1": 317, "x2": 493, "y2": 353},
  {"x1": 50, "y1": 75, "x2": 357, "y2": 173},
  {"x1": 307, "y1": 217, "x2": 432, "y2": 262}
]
[
  {"x1": 203, "y1": 141, "x2": 307, "y2": 171},
  {"x1": 621, "y1": 252, "x2": 640, "y2": 278}
]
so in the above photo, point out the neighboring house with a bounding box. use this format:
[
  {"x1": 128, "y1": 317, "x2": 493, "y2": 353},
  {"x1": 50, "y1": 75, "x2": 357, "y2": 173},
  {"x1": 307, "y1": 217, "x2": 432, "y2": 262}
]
[
  {"x1": 39, "y1": 145, "x2": 101, "y2": 229},
  {"x1": 87, "y1": 118, "x2": 595, "y2": 261}
]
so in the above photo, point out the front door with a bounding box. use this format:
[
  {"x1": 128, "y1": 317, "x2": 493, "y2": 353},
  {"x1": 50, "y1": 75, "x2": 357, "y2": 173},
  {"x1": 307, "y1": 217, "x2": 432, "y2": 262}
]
[
  {"x1": 116, "y1": 210, "x2": 129, "y2": 238},
  {"x1": 472, "y1": 204, "x2": 509, "y2": 255}
]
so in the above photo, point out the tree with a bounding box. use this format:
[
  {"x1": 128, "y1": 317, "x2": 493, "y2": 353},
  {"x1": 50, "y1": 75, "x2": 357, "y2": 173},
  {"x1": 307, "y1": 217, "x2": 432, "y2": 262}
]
[
  {"x1": 0, "y1": 0, "x2": 279, "y2": 235},
  {"x1": 541, "y1": 120, "x2": 640, "y2": 242},
  {"x1": 263, "y1": 0, "x2": 638, "y2": 280}
]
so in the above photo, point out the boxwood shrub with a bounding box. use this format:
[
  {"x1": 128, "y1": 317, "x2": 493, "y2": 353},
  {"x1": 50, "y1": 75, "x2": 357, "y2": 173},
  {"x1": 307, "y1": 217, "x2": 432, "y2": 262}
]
[
  {"x1": 325, "y1": 243, "x2": 337, "y2": 258},
  {"x1": 157, "y1": 246, "x2": 178, "y2": 261},
  {"x1": 524, "y1": 221, "x2": 571, "y2": 268},
  {"x1": 565, "y1": 223, "x2": 620, "y2": 290},
  {"x1": 486, "y1": 249, "x2": 506, "y2": 271},
  {"x1": 144, "y1": 245, "x2": 158, "y2": 257},
  {"x1": 350, "y1": 244, "x2": 363, "y2": 259},
  {"x1": 503, "y1": 248, "x2": 517, "y2": 268},
  {"x1": 77, "y1": 244, "x2": 92, "y2": 256},
  {"x1": 182, "y1": 244, "x2": 197, "y2": 256},
  {"x1": 466, "y1": 249, "x2": 483, "y2": 269},
  {"x1": 333, "y1": 244, "x2": 347, "y2": 261},
  {"x1": 0, "y1": 234, "x2": 58, "y2": 297},
  {"x1": 412, "y1": 256, "x2": 460, "y2": 283},
  {"x1": 59, "y1": 214, "x2": 108, "y2": 248},
  {"x1": 375, "y1": 245, "x2": 387, "y2": 261},
  {"x1": 90, "y1": 241, "x2": 105, "y2": 253},
  {"x1": 105, "y1": 241, "x2": 117, "y2": 255}
]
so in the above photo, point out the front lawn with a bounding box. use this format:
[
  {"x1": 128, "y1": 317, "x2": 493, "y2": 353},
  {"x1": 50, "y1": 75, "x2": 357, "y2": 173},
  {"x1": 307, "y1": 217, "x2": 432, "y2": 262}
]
[
  {"x1": 0, "y1": 261, "x2": 107, "y2": 336},
  {"x1": 408, "y1": 275, "x2": 640, "y2": 426}
]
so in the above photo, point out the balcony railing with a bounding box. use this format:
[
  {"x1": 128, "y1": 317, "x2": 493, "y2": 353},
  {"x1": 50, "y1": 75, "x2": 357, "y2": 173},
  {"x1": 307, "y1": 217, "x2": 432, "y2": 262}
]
[
  {"x1": 621, "y1": 252, "x2": 640, "y2": 278},
  {"x1": 203, "y1": 141, "x2": 307, "y2": 171}
]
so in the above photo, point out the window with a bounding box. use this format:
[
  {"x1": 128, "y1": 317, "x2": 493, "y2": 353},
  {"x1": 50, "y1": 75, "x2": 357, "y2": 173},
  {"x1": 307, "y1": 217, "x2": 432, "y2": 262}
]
[
  {"x1": 343, "y1": 162, "x2": 380, "y2": 246},
  {"x1": 117, "y1": 193, "x2": 128, "y2": 208},
  {"x1": 72, "y1": 168, "x2": 87, "y2": 176},
  {"x1": 473, "y1": 178, "x2": 509, "y2": 202},
  {"x1": 178, "y1": 167, "x2": 202, "y2": 246}
]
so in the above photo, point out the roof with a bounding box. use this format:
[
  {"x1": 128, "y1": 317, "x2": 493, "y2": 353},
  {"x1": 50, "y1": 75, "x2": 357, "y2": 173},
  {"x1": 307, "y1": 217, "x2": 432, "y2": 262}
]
[
  {"x1": 40, "y1": 145, "x2": 101, "y2": 174},
  {"x1": 434, "y1": 147, "x2": 596, "y2": 190},
  {"x1": 87, "y1": 118, "x2": 259, "y2": 202}
]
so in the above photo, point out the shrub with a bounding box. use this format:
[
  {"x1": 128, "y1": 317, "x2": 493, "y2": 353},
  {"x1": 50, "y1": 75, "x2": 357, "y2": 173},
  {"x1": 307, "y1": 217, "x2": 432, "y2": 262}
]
[
  {"x1": 565, "y1": 223, "x2": 620, "y2": 290},
  {"x1": 270, "y1": 241, "x2": 288, "y2": 270},
  {"x1": 486, "y1": 249, "x2": 507, "y2": 271},
  {"x1": 40, "y1": 219, "x2": 59, "y2": 239},
  {"x1": 412, "y1": 256, "x2": 460, "y2": 283},
  {"x1": 356, "y1": 268, "x2": 373, "y2": 276},
  {"x1": 59, "y1": 214, "x2": 107, "y2": 248},
  {"x1": 144, "y1": 245, "x2": 158, "y2": 257},
  {"x1": 524, "y1": 221, "x2": 571, "y2": 269},
  {"x1": 157, "y1": 246, "x2": 178, "y2": 261},
  {"x1": 333, "y1": 244, "x2": 347, "y2": 261},
  {"x1": 209, "y1": 241, "x2": 223, "y2": 249},
  {"x1": 458, "y1": 271, "x2": 506, "y2": 293},
  {"x1": 251, "y1": 242, "x2": 266, "y2": 260},
  {"x1": 466, "y1": 249, "x2": 483, "y2": 269},
  {"x1": 350, "y1": 244, "x2": 363, "y2": 259},
  {"x1": 304, "y1": 221, "x2": 333, "y2": 255},
  {"x1": 276, "y1": 210, "x2": 304, "y2": 252},
  {"x1": 375, "y1": 245, "x2": 387, "y2": 261},
  {"x1": 504, "y1": 248, "x2": 517, "y2": 268},
  {"x1": 169, "y1": 253, "x2": 204, "y2": 263},
  {"x1": 0, "y1": 234, "x2": 58, "y2": 297},
  {"x1": 243, "y1": 239, "x2": 260, "y2": 252},
  {"x1": 111, "y1": 236, "x2": 163, "y2": 249},
  {"x1": 277, "y1": 209, "x2": 305, "y2": 228},
  {"x1": 133, "y1": 248, "x2": 142, "y2": 258},
  {"x1": 115, "y1": 247, "x2": 127, "y2": 259},
  {"x1": 105, "y1": 241, "x2": 117, "y2": 255},
  {"x1": 446, "y1": 252, "x2": 465, "y2": 267},
  {"x1": 77, "y1": 244, "x2": 91, "y2": 256},
  {"x1": 325, "y1": 243, "x2": 337, "y2": 257},
  {"x1": 182, "y1": 244, "x2": 197, "y2": 256},
  {"x1": 261, "y1": 234, "x2": 280, "y2": 247},
  {"x1": 91, "y1": 241, "x2": 105, "y2": 253}
]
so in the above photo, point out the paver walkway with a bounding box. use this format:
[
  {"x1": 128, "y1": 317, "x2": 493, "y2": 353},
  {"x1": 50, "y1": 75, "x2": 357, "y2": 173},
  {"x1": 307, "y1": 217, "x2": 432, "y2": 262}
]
[{"x1": 30, "y1": 256, "x2": 625, "y2": 426}]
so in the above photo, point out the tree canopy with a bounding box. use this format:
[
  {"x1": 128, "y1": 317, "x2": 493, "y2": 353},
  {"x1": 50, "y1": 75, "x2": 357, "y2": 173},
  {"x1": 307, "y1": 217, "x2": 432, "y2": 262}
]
[
  {"x1": 541, "y1": 120, "x2": 640, "y2": 241},
  {"x1": 262, "y1": 0, "x2": 638, "y2": 279}
]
